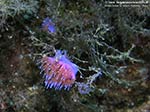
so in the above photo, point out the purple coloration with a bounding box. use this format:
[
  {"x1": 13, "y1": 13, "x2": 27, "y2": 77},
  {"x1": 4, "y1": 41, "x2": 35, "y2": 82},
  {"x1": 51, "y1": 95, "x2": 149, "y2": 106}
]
[
  {"x1": 48, "y1": 25, "x2": 56, "y2": 33},
  {"x1": 76, "y1": 82, "x2": 92, "y2": 94},
  {"x1": 54, "y1": 50, "x2": 78, "y2": 76},
  {"x1": 42, "y1": 17, "x2": 56, "y2": 33},
  {"x1": 38, "y1": 50, "x2": 79, "y2": 90}
]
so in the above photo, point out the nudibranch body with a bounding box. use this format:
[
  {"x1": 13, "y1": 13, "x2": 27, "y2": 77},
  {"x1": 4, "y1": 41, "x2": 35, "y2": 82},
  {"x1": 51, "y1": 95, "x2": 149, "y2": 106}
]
[
  {"x1": 38, "y1": 50, "x2": 78, "y2": 90},
  {"x1": 42, "y1": 17, "x2": 56, "y2": 33}
]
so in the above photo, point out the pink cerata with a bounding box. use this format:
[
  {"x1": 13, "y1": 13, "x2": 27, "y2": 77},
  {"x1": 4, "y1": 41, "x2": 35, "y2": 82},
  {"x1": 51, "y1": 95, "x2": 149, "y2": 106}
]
[{"x1": 38, "y1": 50, "x2": 78, "y2": 90}]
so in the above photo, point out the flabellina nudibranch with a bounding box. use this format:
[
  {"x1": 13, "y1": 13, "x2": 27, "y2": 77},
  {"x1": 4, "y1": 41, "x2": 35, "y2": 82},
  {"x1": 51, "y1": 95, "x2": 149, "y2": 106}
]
[
  {"x1": 38, "y1": 50, "x2": 78, "y2": 90},
  {"x1": 42, "y1": 17, "x2": 56, "y2": 33}
]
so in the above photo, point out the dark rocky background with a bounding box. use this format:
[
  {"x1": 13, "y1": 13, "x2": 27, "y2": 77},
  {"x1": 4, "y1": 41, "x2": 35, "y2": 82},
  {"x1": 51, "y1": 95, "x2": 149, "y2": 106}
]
[{"x1": 0, "y1": 0, "x2": 150, "y2": 112}]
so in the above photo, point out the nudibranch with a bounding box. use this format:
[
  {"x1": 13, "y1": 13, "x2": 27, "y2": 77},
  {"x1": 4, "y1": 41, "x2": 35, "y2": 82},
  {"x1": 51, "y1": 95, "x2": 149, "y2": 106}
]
[
  {"x1": 42, "y1": 17, "x2": 56, "y2": 33},
  {"x1": 38, "y1": 50, "x2": 78, "y2": 90}
]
